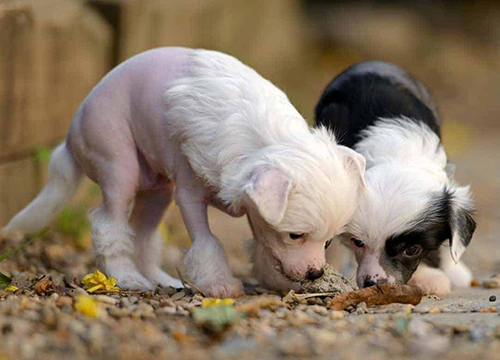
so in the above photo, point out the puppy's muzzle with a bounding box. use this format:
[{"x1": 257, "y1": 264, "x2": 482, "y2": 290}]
[
  {"x1": 306, "y1": 267, "x2": 325, "y2": 280},
  {"x1": 362, "y1": 276, "x2": 388, "y2": 288}
]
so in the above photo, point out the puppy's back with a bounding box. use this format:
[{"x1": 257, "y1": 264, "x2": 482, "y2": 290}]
[{"x1": 315, "y1": 61, "x2": 440, "y2": 148}]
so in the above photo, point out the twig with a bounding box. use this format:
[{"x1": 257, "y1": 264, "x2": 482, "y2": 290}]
[{"x1": 176, "y1": 268, "x2": 205, "y2": 296}]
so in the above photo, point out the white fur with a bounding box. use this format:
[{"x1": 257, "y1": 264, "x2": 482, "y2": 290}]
[
  {"x1": 408, "y1": 264, "x2": 451, "y2": 296},
  {"x1": 349, "y1": 118, "x2": 449, "y2": 245}
]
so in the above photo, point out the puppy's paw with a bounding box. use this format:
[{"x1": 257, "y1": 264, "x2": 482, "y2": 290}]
[
  {"x1": 105, "y1": 258, "x2": 155, "y2": 291},
  {"x1": 408, "y1": 266, "x2": 451, "y2": 296},
  {"x1": 198, "y1": 277, "x2": 245, "y2": 298},
  {"x1": 444, "y1": 262, "x2": 473, "y2": 288},
  {"x1": 116, "y1": 273, "x2": 155, "y2": 291},
  {"x1": 146, "y1": 268, "x2": 184, "y2": 289}
]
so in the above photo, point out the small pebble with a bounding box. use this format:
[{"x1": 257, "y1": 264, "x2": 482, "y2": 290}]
[
  {"x1": 94, "y1": 295, "x2": 118, "y2": 305},
  {"x1": 330, "y1": 311, "x2": 345, "y2": 320},
  {"x1": 254, "y1": 287, "x2": 269, "y2": 294},
  {"x1": 489, "y1": 295, "x2": 496, "y2": 302},
  {"x1": 108, "y1": 307, "x2": 129, "y2": 319},
  {"x1": 171, "y1": 291, "x2": 186, "y2": 301}
]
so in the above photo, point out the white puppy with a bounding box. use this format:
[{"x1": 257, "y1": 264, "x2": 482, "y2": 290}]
[{"x1": 3, "y1": 48, "x2": 365, "y2": 297}]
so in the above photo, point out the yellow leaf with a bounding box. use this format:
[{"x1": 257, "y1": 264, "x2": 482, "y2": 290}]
[
  {"x1": 82, "y1": 270, "x2": 120, "y2": 293},
  {"x1": 74, "y1": 295, "x2": 100, "y2": 318},
  {"x1": 202, "y1": 298, "x2": 235, "y2": 308},
  {"x1": 5, "y1": 285, "x2": 18, "y2": 292}
]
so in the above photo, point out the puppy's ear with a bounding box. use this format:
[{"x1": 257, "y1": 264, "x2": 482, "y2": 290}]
[
  {"x1": 243, "y1": 167, "x2": 292, "y2": 226},
  {"x1": 338, "y1": 145, "x2": 366, "y2": 187},
  {"x1": 448, "y1": 186, "x2": 476, "y2": 263}
]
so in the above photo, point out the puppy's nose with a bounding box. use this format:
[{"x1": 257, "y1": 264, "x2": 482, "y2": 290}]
[
  {"x1": 363, "y1": 279, "x2": 377, "y2": 287},
  {"x1": 306, "y1": 267, "x2": 324, "y2": 280},
  {"x1": 363, "y1": 277, "x2": 387, "y2": 288}
]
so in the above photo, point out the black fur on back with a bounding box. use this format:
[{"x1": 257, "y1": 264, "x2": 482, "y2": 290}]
[{"x1": 315, "y1": 65, "x2": 440, "y2": 148}]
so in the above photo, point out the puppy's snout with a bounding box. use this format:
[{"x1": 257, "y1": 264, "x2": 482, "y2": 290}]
[
  {"x1": 306, "y1": 267, "x2": 324, "y2": 280},
  {"x1": 363, "y1": 277, "x2": 388, "y2": 288}
]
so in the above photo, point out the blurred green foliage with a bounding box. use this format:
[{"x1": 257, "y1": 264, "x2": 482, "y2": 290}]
[{"x1": 34, "y1": 147, "x2": 51, "y2": 166}]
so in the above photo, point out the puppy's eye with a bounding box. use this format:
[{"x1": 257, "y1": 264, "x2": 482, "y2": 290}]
[
  {"x1": 325, "y1": 239, "x2": 333, "y2": 249},
  {"x1": 289, "y1": 233, "x2": 305, "y2": 240},
  {"x1": 351, "y1": 238, "x2": 365, "y2": 248},
  {"x1": 404, "y1": 245, "x2": 422, "y2": 257}
]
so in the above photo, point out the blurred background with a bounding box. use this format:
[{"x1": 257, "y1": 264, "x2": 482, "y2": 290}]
[{"x1": 0, "y1": 0, "x2": 498, "y2": 281}]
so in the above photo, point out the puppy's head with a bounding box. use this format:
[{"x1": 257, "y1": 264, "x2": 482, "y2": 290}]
[
  {"x1": 344, "y1": 166, "x2": 476, "y2": 288},
  {"x1": 241, "y1": 131, "x2": 365, "y2": 289}
]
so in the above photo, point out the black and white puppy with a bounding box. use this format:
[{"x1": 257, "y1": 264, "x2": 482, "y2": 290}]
[{"x1": 315, "y1": 61, "x2": 476, "y2": 295}]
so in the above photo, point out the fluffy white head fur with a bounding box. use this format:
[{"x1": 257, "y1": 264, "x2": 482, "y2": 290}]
[
  {"x1": 165, "y1": 49, "x2": 365, "y2": 286},
  {"x1": 346, "y1": 118, "x2": 475, "y2": 287}
]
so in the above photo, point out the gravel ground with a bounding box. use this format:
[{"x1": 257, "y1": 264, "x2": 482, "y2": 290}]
[{"x1": 0, "y1": 230, "x2": 499, "y2": 360}]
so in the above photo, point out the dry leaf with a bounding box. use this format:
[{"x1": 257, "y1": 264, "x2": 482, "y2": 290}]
[
  {"x1": 35, "y1": 279, "x2": 55, "y2": 295},
  {"x1": 74, "y1": 295, "x2": 100, "y2": 318},
  {"x1": 5, "y1": 285, "x2": 19, "y2": 292},
  {"x1": 329, "y1": 284, "x2": 423, "y2": 310},
  {"x1": 194, "y1": 305, "x2": 240, "y2": 334},
  {"x1": 82, "y1": 270, "x2": 120, "y2": 293}
]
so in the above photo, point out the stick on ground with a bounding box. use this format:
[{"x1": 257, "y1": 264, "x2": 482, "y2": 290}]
[{"x1": 329, "y1": 284, "x2": 424, "y2": 310}]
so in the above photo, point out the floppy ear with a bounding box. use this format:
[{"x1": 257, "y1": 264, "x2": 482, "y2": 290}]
[
  {"x1": 243, "y1": 167, "x2": 292, "y2": 226},
  {"x1": 338, "y1": 145, "x2": 366, "y2": 187},
  {"x1": 448, "y1": 186, "x2": 476, "y2": 263}
]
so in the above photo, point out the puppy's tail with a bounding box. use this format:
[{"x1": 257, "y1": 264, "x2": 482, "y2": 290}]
[{"x1": 2, "y1": 142, "x2": 83, "y2": 235}]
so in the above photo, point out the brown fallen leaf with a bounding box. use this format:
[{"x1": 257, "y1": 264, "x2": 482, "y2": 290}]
[
  {"x1": 35, "y1": 279, "x2": 55, "y2": 295},
  {"x1": 329, "y1": 284, "x2": 423, "y2": 310}
]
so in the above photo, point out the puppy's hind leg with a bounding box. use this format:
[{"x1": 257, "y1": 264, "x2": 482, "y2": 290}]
[{"x1": 130, "y1": 185, "x2": 183, "y2": 289}]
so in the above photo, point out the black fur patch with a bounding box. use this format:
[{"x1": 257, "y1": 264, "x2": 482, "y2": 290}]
[
  {"x1": 315, "y1": 72, "x2": 440, "y2": 148},
  {"x1": 384, "y1": 189, "x2": 453, "y2": 280}
]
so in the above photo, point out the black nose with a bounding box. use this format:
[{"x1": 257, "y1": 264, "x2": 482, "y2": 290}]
[
  {"x1": 363, "y1": 279, "x2": 377, "y2": 288},
  {"x1": 363, "y1": 278, "x2": 388, "y2": 288},
  {"x1": 306, "y1": 268, "x2": 324, "y2": 280}
]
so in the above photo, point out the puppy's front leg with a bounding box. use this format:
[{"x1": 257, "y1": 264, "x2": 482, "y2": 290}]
[
  {"x1": 408, "y1": 264, "x2": 451, "y2": 295},
  {"x1": 175, "y1": 163, "x2": 244, "y2": 297}
]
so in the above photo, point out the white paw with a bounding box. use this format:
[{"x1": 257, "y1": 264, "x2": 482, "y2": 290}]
[
  {"x1": 147, "y1": 268, "x2": 184, "y2": 289},
  {"x1": 196, "y1": 276, "x2": 245, "y2": 298},
  {"x1": 409, "y1": 266, "x2": 451, "y2": 295},
  {"x1": 105, "y1": 257, "x2": 154, "y2": 291},
  {"x1": 116, "y1": 273, "x2": 155, "y2": 291},
  {"x1": 443, "y1": 262, "x2": 473, "y2": 288}
]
